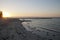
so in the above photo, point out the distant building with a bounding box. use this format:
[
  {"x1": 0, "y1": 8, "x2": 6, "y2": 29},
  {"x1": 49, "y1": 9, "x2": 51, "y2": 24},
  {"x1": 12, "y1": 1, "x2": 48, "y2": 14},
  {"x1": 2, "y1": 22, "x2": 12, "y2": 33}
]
[{"x1": 0, "y1": 11, "x2": 3, "y2": 18}]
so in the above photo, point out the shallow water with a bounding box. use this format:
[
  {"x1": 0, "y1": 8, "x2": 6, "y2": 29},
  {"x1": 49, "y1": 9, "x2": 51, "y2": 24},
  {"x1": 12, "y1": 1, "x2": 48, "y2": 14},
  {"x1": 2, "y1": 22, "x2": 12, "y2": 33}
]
[
  {"x1": 22, "y1": 19, "x2": 60, "y2": 31},
  {"x1": 22, "y1": 19, "x2": 60, "y2": 40}
]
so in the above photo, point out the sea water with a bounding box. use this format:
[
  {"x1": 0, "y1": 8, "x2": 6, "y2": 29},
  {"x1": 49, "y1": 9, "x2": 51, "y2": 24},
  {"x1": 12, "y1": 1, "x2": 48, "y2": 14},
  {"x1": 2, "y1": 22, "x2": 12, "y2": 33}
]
[
  {"x1": 22, "y1": 19, "x2": 60, "y2": 31},
  {"x1": 22, "y1": 19, "x2": 60, "y2": 40}
]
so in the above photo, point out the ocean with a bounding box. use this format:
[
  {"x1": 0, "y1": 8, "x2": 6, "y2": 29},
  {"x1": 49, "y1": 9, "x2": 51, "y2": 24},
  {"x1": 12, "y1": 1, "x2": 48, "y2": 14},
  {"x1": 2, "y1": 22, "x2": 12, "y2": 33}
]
[
  {"x1": 22, "y1": 18, "x2": 60, "y2": 40},
  {"x1": 22, "y1": 19, "x2": 60, "y2": 31}
]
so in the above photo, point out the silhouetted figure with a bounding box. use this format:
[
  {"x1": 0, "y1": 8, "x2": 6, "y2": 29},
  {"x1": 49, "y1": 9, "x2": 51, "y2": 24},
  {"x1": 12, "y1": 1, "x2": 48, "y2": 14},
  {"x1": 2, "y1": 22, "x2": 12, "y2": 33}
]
[
  {"x1": 0, "y1": 11, "x2": 3, "y2": 24},
  {"x1": 0, "y1": 11, "x2": 3, "y2": 19}
]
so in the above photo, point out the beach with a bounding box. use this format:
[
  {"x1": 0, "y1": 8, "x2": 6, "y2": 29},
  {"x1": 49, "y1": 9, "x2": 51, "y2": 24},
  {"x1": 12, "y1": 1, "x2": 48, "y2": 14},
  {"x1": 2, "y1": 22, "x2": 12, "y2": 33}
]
[
  {"x1": 0, "y1": 18, "x2": 41, "y2": 40},
  {"x1": 0, "y1": 18, "x2": 60, "y2": 40}
]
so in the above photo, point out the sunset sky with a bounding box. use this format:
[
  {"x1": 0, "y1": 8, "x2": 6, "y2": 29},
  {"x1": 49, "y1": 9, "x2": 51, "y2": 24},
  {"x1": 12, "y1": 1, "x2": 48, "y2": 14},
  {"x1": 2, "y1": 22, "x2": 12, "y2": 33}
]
[{"x1": 0, "y1": 0, "x2": 60, "y2": 17}]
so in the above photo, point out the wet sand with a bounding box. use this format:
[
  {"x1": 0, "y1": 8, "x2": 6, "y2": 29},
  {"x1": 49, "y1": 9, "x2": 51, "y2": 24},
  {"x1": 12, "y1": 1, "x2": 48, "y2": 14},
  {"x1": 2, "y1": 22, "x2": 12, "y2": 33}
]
[{"x1": 0, "y1": 18, "x2": 41, "y2": 40}]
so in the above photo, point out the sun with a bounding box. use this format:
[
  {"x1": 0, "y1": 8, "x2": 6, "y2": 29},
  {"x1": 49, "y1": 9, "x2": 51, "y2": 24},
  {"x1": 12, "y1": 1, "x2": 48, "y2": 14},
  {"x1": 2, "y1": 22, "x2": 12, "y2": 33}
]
[{"x1": 3, "y1": 12, "x2": 11, "y2": 17}]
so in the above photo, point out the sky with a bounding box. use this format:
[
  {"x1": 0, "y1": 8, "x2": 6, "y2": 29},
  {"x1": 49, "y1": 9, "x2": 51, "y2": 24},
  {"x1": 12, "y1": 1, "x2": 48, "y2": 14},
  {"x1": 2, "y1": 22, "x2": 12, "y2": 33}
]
[{"x1": 0, "y1": 0, "x2": 60, "y2": 17}]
